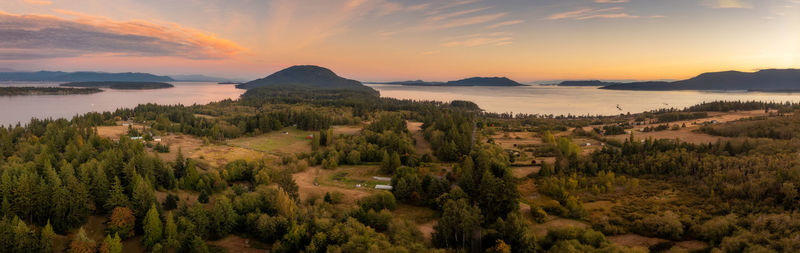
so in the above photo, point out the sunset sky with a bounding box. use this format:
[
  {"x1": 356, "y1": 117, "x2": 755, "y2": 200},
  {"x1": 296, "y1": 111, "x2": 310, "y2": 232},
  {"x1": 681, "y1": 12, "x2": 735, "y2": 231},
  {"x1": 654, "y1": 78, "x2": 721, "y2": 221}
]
[{"x1": 0, "y1": 0, "x2": 798, "y2": 82}]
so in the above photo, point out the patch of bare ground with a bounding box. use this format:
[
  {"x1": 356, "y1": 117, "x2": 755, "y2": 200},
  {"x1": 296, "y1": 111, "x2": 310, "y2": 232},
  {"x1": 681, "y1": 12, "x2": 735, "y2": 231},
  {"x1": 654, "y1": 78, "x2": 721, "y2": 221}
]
[
  {"x1": 194, "y1": 113, "x2": 217, "y2": 119},
  {"x1": 584, "y1": 200, "x2": 616, "y2": 214},
  {"x1": 332, "y1": 125, "x2": 362, "y2": 135},
  {"x1": 209, "y1": 235, "x2": 270, "y2": 253},
  {"x1": 96, "y1": 122, "x2": 147, "y2": 139},
  {"x1": 511, "y1": 166, "x2": 540, "y2": 178},
  {"x1": 158, "y1": 134, "x2": 270, "y2": 168},
  {"x1": 407, "y1": 121, "x2": 433, "y2": 155},
  {"x1": 293, "y1": 166, "x2": 373, "y2": 205},
  {"x1": 418, "y1": 220, "x2": 437, "y2": 243},
  {"x1": 671, "y1": 240, "x2": 709, "y2": 252},
  {"x1": 393, "y1": 204, "x2": 439, "y2": 243},
  {"x1": 608, "y1": 234, "x2": 668, "y2": 249},
  {"x1": 155, "y1": 189, "x2": 200, "y2": 206}
]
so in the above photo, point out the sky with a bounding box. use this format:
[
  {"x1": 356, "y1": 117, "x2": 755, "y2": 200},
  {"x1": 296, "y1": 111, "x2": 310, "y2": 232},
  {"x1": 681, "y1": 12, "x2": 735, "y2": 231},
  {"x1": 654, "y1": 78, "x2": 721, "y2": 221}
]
[{"x1": 0, "y1": 0, "x2": 798, "y2": 82}]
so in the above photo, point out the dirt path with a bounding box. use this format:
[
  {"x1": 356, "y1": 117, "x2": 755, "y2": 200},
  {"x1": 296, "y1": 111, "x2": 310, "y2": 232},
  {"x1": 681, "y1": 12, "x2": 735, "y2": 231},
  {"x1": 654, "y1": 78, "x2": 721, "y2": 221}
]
[{"x1": 407, "y1": 121, "x2": 432, "y2": 155}]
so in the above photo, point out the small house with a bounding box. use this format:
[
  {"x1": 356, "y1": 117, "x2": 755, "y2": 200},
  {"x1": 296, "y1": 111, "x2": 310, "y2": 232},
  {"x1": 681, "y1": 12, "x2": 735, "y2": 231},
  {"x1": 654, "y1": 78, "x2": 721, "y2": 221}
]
[
  {"x1": 375, "y1": 185, "x2": 393, "y2": 190},
  {"x1": 372, "y1": 176, "x2": 392, "y2": 182}
]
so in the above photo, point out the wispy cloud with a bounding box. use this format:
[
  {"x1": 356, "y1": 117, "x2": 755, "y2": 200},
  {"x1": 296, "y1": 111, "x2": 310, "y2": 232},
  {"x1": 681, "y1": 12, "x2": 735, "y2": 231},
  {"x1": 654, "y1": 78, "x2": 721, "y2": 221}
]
[
  {"x1": 486, "y1": 19, "x2": 524, "y2": 29},
  {"x1": 422, "y1": 12, "x2": 507, "y2": 30},
  {"x1": 22, "y1": 0, "x2": 51, "y2": 5},
  {"x1": 547, "y1": 7, "x2": 655, "y2": 20},
  {"x1": 704, "y1": 0, "x2": 753, "y2": 9},
  {"x1": 595, "y1": 0, "x2": 630, "y2": 3},
  {"x1": 442, "y1": 32, "x2": 512, "y2": 47},
  {"x1": 0, "y1": 11, "x2": 244, "y2": 60}
]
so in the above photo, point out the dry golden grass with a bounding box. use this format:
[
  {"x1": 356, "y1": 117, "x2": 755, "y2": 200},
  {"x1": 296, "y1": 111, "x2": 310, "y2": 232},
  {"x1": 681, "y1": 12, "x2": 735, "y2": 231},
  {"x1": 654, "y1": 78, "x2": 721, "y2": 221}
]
[
  {"x1": 671, "y1": 240, "x2": 709, "y2": 252},
  {"x1": 530, "y1": 218, "x2": 590, "y2": 238},
  {"x1": 608, "y1": 234, "x2": 668, "y2": 249},
  {"x1": 227, "y1": 127, "x2": 312, "y2": 154},
  {"x1": 511, "y1": 166, "x2": 540, "y2": 178},
  {"x1": 158, "y1": 134, "x2": 269, "y2": 168},
  {"x1": 604, "y1": 110, "x2": 769, "y2": 144},
  {"x1": 292, "y1": 166, "x2": 373, "y2": 205},
  {"x1": 154, "y1": 189, "x2": 200, "y2": 206},
  {"x1": 95, "y1": 122, "x2": 147, "y2": 139},
  {"x1": 209, "y1": 235, "x2": 270, "y2": 253},
  {"x1": 332, "y1": 125, "x2": 362, "y2": 135}
]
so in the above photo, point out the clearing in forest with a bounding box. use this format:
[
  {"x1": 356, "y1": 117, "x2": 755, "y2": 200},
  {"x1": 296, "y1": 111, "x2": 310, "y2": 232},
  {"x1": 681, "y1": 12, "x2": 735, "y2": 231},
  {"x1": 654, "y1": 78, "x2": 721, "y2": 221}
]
[
  {"x1": 407, "y1": 121, "x2": 433, "y2": 155},
  {"x1": 227, "y1": 127, "x2": 313, "y2": 154}
]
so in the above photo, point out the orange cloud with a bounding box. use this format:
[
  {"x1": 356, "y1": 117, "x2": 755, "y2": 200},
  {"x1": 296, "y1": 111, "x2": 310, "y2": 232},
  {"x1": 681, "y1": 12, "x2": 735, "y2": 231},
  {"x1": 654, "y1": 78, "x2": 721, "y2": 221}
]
[
  {"x1": 0, "y1": 10, "x2": 244, "y2": 60},
  {"x1": 22, "y1": 0, "x2": 51, "y2": 6}
]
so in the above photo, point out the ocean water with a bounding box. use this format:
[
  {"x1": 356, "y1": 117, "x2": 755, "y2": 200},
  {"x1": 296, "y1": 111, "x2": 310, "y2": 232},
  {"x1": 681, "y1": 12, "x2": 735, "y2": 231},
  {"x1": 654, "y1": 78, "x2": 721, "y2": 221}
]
[
  {"x1": 367, "y1": 84, "x2": 800, "y2": 116},
  {"x1": 0, "y1": 82, "x2": 244, "y2": 125}
]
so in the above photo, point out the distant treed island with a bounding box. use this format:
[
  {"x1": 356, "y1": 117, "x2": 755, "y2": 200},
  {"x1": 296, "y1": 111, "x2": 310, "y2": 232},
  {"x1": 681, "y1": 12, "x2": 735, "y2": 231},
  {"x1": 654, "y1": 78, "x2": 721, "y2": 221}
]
[
  {"x1": 0, "y1": 71, "x2": 174, "y2": 82},
  {"x1": 381, "y1": 76, "x2": 525, "y2": 86},
  {"x1": 556, "y1": 69, "x2": 800, "y2": 91},
  {"x1": 61, "y1": 81, "x2": 175, "y2": 90},
  {"x1": 0, "y1": 86, "x2": 103, "y2": 96}
]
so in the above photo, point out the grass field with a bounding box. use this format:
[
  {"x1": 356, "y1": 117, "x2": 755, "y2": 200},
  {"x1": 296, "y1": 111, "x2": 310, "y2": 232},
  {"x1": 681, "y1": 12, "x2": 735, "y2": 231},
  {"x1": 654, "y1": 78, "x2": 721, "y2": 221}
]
[{"x1": 227, "y1": 127, "x2": 313, "y2": 154}]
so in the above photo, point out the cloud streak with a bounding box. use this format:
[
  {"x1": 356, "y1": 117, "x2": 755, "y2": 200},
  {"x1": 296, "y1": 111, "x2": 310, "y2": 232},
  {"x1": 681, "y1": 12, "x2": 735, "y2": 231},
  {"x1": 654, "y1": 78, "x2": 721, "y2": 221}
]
[
  {"x1": 0, "y1": 11, "x2": 244, "y2": 60},
  {"x1": 704, "y1": 0, "x2": 753, "y2": 9},
  {"x1": 547, "y1": 7, "x2": 652, "y2": 20}
]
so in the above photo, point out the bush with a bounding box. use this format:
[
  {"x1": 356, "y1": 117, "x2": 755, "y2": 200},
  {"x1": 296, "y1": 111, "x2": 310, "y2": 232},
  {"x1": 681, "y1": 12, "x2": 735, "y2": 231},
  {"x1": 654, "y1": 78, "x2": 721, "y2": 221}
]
[
  {"x1": 637, "y1": 211, "x2": 684, "y2": 240},
  {"x1": 698, "y1": 214, "x2": 737, "y2": 243},
  {"x1": 530, "y1": 205, "x2": 548, "y2": 224},
  {"x1": 358, "y1": 191, "x2": 397, "y2": 211},
  {"x1": 324, "y1": 191, "x2": 344, "y2": 204},
  {"x1": 163, "y1": 194, "x2": 179, "y2": 210}
]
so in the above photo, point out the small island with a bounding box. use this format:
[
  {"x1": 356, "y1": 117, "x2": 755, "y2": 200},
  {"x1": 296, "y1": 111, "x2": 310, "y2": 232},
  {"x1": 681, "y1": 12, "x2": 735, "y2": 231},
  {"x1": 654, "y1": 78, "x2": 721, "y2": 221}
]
[
  {"x1": 383, "y1": 77, "x2": 524, "y2": 87},
  {"x1": 0, "y1": 86, "x2": 103, "y2": 96},
  {"x1": 61, "y1": 81, "x2": 174, "y2": 90}
]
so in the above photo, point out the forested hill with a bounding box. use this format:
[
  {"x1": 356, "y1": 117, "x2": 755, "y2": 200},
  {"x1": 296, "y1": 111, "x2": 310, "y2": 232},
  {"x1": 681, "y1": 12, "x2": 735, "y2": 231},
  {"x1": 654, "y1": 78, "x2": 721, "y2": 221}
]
[
  {"x1": 383, "y1": 76, "x2": 524, "y2": 86},
  {"x1": 0, "y1": 71, "x2": 174, "y2": 82},
  {"x1": 602, "y1": 69, "x2": 800, "y2": 91},
  {"x1": 235, "y1": 65, "x2": 376, "y2": 94}
]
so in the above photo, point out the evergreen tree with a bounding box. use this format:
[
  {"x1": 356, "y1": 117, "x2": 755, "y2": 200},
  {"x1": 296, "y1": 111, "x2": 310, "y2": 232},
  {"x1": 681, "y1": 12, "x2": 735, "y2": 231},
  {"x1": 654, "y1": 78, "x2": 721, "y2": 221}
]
[
  {"x1": 98, "y1": 233, "x2": 122, "y2": 253},
  {"x1": 163, "y1": 212, "x2": 179, "y2": 249},
  {"x1": 39, "y1": 220, "x2": 55, "y2": 253},
  {"x1": 210, "y1": 196, "x2": 238, "y2": 238},
  {"x1": 432, "y1": 199, "x2": 482, "y2": 249},
  {"x1": 104, "y1": 177, "x2": 128, "y2": 211},
  {"x1": 142, "y1": 204, "x2": 163, "y2": 248}
]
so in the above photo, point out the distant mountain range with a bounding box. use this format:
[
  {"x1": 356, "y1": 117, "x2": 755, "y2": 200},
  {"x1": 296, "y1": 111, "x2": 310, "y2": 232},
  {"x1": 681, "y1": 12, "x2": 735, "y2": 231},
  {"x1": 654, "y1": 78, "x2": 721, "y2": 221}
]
[
  {"x1": 600, "y1": 69, "x2": 800, "y2": 91},
  {"x1": 236, "y1": 65, "x2": 377, "y2": 94},
  {"x1": 0, "y1": 71, "x2": 174, "y2": 82},
  {"x1": 381, "y1": 77, "x2": 524, "y2": 86}
]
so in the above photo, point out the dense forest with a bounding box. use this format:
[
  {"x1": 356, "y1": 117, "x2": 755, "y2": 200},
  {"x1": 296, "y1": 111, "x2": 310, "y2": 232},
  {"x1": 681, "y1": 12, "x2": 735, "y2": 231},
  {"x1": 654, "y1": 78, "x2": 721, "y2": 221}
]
[{"x1": 2, "y1": 85, "x2": 800, "y2": 253}]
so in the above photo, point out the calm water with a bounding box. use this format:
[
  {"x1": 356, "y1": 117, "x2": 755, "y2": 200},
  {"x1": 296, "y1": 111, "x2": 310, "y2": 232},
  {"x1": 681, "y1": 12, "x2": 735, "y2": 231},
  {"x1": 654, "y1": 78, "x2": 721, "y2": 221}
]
[
  {"x1": 3, "y1": 82, "x2": 800, "y2": 125},
  {"x1": 0, "y1": 82, "x2": 244, "y2": 125},
  {"x1": 367, "y1": 84, "x2": 800, "y2": 116}
]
